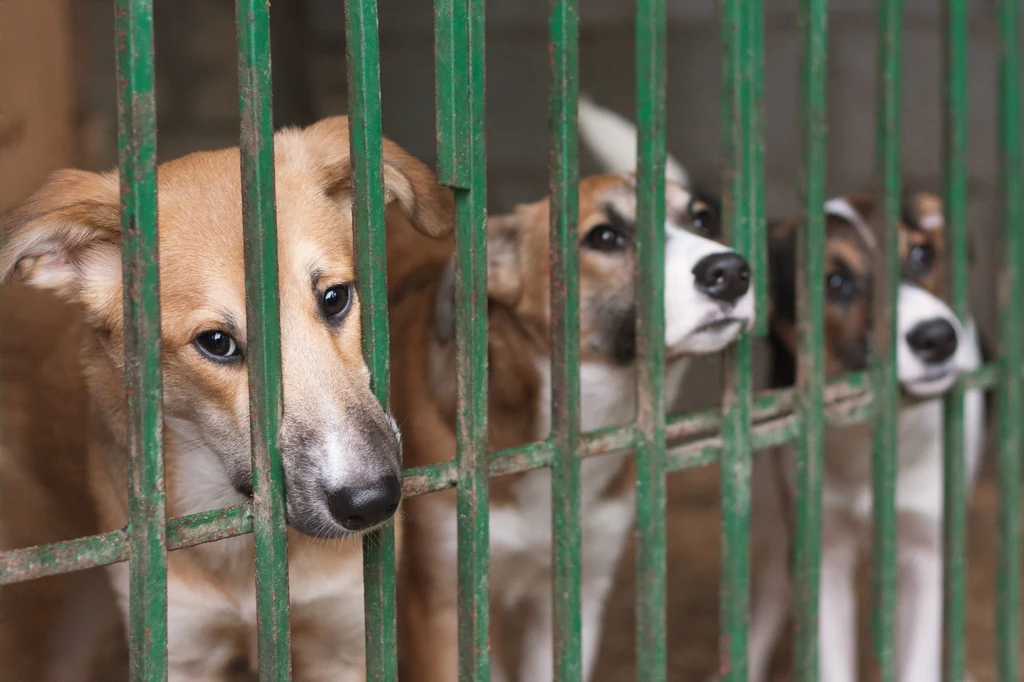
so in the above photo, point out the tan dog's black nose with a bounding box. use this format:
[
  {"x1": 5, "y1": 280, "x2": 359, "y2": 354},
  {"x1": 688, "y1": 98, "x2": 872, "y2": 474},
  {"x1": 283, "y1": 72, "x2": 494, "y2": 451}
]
[
  {"x1": 907, "y1": 319, "x2": 958, "y2": 364},
  {"x1": 327, "y1": 475, "x2": 402, "y2": 531},
  {"x1": 692, "y1": 252, "x2": 751, "y2": 304}
]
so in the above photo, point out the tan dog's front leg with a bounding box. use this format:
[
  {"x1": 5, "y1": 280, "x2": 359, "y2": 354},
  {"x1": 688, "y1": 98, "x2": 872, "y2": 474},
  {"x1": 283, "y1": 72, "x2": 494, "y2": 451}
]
[{"x1": 399, "y1": 576, "x2": 460, "y2": 682}]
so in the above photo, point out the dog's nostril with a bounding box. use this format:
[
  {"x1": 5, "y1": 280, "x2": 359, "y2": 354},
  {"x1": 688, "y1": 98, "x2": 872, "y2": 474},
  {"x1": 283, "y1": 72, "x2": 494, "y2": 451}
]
[
  {"x1": 326, "y1": 474, "x2": 402, "y2": 532},
  {"x1": 906, "y1": 318, "x2": 959, "y2": 364},
  {"x1": 692, "y1": 252, "x2": 751, "y2": 304}
]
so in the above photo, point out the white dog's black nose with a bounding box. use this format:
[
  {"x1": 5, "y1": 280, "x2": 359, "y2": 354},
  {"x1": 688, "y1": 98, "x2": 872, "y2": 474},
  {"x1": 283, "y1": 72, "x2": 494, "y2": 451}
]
[
  {"x1": 327, "y1": 475, "x2": 402, "y2": 531},
  {"x1": 692, "y1": 252, "x2": 751, "y2": 304},
  {"x1": 906, "y1": 318, "x2": 959, "y2": 364}
]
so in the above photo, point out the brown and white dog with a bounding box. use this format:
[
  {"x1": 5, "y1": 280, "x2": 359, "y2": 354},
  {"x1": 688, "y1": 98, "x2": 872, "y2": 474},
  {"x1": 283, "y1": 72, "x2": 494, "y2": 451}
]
[
  {"x1": 0, "y1": 116, "x2": 452, "y2": 681},
  {"x1": 390, "y1": 172, "x2": 755, "y2": 681},
  {"x1": 747, "y1": 194, "x2": 986, "y2": 682}
]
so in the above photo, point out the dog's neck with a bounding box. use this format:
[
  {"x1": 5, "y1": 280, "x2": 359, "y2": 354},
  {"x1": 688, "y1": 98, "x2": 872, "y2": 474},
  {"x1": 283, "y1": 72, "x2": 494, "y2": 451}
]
[{"x1": 428, "y1": 315, "x2": 690, "y2": 447}]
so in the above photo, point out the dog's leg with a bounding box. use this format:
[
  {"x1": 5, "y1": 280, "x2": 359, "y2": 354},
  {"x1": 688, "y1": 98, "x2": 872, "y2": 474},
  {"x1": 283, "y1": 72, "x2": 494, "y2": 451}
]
[
  {"x1": 818, "y1": 517, "x2": 858, "y2": 682},
  {"x1": 519, "y1": 588, "x2": 555, "y2": 682},
  {"x1": 580, "y1": 576, "x2": 616, "y2": 682},
  {"x1": 747, "y1": 455, "x2": 792, "y2": 682},
  {"x1": 42, "y1": 569, "x2": 119, "y2": 682},
  {"x1": 896, "y1": 515, "x2": 942, "y2": 682}
]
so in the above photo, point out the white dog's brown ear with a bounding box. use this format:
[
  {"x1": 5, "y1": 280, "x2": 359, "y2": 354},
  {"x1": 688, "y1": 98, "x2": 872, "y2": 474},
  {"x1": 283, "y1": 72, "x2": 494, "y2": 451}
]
[
  {"x1": 0, "y1": 169, "x2": 121, "y2": 305},
  {"x1": 303, "y1": 116, "x2": 455, "y2": 239},
  {"x1": 486, "y1": 213, "x2": 523, "y2": 306}
]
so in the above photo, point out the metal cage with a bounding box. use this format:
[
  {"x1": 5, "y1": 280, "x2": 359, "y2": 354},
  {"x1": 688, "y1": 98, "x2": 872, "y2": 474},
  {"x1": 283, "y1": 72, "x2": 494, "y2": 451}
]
[{"x1": 0, "y1": 0, "x2": 1021, "y2": 681}]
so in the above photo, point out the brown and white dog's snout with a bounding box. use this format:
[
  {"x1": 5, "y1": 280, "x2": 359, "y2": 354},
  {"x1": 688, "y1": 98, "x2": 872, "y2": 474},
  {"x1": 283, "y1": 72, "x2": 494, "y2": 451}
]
[{"x1": 896, "y1": 283, "x2": 964, "y2": 397}]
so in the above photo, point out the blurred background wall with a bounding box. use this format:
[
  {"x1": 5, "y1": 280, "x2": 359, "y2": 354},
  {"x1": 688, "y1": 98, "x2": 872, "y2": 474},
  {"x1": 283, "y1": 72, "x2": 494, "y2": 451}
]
[{"x1": 10, "y1": 0, "x2": 1002, "y2": 405}]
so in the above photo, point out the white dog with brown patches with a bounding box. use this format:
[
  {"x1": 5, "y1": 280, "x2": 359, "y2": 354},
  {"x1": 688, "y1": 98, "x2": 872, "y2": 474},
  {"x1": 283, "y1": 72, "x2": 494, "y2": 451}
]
[
  {"x1": 0, "y1": 117, "x2": 453, "y2": 681},
  {"x1": 391, "y1": 169, "x2": 755, "y2": 679},
  {"x1": 750, "y1": 194, "x2": 986, "y2": 682}
]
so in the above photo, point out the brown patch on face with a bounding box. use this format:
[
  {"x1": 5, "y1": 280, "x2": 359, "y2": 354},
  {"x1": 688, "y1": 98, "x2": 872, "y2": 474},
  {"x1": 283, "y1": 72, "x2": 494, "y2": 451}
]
[
  {"x1": 768, "y1": 204, "x2": 875, "y2": 382},
  {"x1": 900, "y1": 191, "x2": 947, "y2": 299},
  {"x1": 821, "y1": 230, "x2": 873, "y2": 377}
]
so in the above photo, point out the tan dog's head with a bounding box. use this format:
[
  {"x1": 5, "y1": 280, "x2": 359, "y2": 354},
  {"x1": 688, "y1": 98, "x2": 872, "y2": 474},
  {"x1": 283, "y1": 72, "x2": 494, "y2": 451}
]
[
  {"x1": 0, "y1": 116, "x2": 453, "y2": 538},
  {"x1": 433, "y1": 174, "x2": 755, "y2": 371},
  {"x1": 768, "y1": 192, "x2": 968, "y2": 397}
]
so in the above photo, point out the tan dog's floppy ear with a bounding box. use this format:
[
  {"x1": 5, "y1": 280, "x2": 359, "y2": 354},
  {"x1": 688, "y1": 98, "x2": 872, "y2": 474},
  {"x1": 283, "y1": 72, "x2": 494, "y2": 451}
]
[
  {"x1": 0, "y1": 169, "x2": 121, "y2": 305},
  {"x1": 486, "y1": 213, "x2": 523, "y2": 306},
  {"x1": 303, "y1": 116, "x2": 454, "y2": 239}
]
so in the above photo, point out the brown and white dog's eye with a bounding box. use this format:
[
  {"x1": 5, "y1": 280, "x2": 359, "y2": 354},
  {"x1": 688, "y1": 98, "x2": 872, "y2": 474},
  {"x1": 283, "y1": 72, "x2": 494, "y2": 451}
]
[
  {"x1": 825, "y1": 270, "x2": 857, "y2": 303},
  {"x1": 582, "y1": 224, "x2": 627, "y2": 252},
  {"x1": 689, "y1": 202, "x2": 716, "y2": 237},
  {"x1": 194, "y1": 330, "x2": 243, "y2": 363},
  {"x1": 907, "y1": 243, "x2": 937, "y2": 274},
  {"x1": 321, "y1": 283, "x2": 354, "y2": 321}
]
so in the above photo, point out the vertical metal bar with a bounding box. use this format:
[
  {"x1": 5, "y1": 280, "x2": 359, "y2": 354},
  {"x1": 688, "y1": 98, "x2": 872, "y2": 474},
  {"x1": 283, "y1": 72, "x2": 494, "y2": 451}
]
[
  {"x1": 871, "y1": 0, "x2": 902, "y2": 678},
  {"x1": 236, "y1": 1, "x2": 292, "y2": 678},
  {"x1": 940, "y1": 0, "x2": 969, "y2": 678},
  {"x1": 343, "y1": 3, "x2": 400, "y2": 678},
  {"x1": 995, "y1": 0, "x2": 1023, "y2": 679},
  {"x1": 114, "y1": 1, "x2": 168, "y2": 679},
  {"x1": 719, "y1": 0, "x2": 754, "y2": 678},
  {"x1": 793, "y1": 0, "x2": 828, "y2": 679},
  {"x1": 435, "y1": 1, "x2": 491, "y2": 679},
  {"x1": 634, "y1": 0, "x2": 668, "y2": 678},
  {"x1": 748, "y1": 0, "x2": 769, "y2": 337},
  {"x1": 548, "y1": 0, "x2": 583, "y2": 679}
]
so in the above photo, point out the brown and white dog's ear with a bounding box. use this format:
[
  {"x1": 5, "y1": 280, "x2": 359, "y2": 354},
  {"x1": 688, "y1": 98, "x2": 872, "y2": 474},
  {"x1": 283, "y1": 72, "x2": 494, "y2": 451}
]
[
  {"x1": 302, "y1": 116, "x2": 455, "y2": 239},
  {"x1": 486, "y1": 213, "x2": 523, "y2": 307},
  {"x1": 903, "y1": 191, "x2": 945, "y2": 232},
  {"x1": 0, "y1": 169, "x2": 122, "y2": 309}
]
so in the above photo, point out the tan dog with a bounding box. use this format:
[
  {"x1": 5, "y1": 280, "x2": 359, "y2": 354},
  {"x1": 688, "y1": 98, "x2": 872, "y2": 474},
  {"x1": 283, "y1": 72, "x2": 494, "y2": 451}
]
[
  {"x1": 392, "y1": 174, "x2": 756, "y2": 682},
  {"x1": 0, "y1": 116, "x2": 452, "y2": 681}
]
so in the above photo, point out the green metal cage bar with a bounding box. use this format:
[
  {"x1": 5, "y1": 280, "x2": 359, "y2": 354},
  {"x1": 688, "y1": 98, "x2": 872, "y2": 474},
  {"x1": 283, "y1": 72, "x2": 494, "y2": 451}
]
[
  {"x1": 434, "y1": 1, "x2": 492, "y2": 680},
  {"x1": 996, "y1": 0, "x2": 1023, "y2": 680},
  {"x1": 940, "y1": 0, "x2": 969, "y2": 678},
  {"x1": 747, "y1": 0, "x2": 769, "y2": 338},
  {"x1": 236, "y1": 2, "x2": 293, "y2": 678},
  {"x1": 871, "y1": 0, "x2": 902, "y2": 678},
  {"x1": 342, "y1": 1, "x2": 401, "y2": 677},
  {"x1": 719, "y1": 0, "x2": 756, "y2": 677},
  {"x1": 793, "y1": 0, "x2": 828, "y2": 679},
  {"x1": 633, "y1": 0, "x2": 669, "y2": 679},
  {"x1": 547, "y1": 0, "x2": 584, "y2": 678},
  {"x1": 115, "y1": 0, "x2": 169, "y2": 678}
]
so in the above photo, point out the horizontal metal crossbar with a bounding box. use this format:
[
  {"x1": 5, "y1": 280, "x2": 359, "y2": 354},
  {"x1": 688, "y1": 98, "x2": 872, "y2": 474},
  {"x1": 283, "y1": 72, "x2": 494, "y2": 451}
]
[{"x1": 0, "y1": 364, "x2": 1002, "y2": 588}]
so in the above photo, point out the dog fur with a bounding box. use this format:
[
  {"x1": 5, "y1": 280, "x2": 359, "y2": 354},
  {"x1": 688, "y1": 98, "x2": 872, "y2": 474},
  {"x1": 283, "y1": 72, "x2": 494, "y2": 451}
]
[
  {"x1": 0, "y1": 116, "x2": 453, "y2": 681},
  {"x1": 390, "y1": 169, "x2": 755, "y2": 682},
  {"x1": 747, "y1": 193, "x2": 986, "y2": 682}
]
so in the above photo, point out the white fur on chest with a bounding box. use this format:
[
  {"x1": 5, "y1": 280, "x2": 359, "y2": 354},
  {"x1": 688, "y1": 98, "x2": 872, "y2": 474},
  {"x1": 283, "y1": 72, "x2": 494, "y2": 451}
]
[
  {"x1": 791, "y1": 321, "x2": 985, "y2": 526},
  {"x1": 486, "y1": 359, "x2": 688, "y2": 606}
]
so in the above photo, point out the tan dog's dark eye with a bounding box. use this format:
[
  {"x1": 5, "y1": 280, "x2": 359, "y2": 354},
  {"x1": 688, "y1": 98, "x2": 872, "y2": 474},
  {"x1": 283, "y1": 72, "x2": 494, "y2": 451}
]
[
  {"x1": 195, "y1": 331, "x2": 242, "y2": 363},
  {"x1": 321, "y1": 283, "x2": 354, "y2": 320},
  {"x1": 908, "y1": 243, "x2": 937, "y2": 274},
  {"x1": 582, "y1": 224, "x2": 626, "y2": 252}
]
